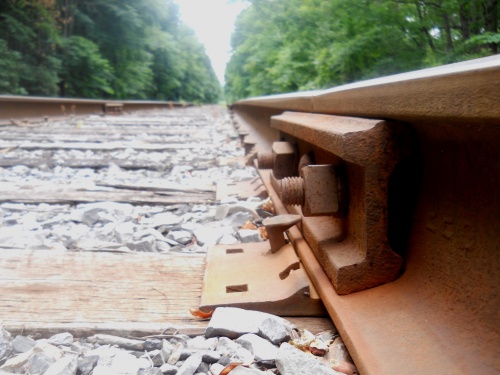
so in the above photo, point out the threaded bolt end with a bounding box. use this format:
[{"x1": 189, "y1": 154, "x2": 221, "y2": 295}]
[
  {"x1": 258, "y1": 152, "x2": 274, "y2": 169},
  {"x1": 281, "y1": 177, "x2": 305, "y2": 206}
]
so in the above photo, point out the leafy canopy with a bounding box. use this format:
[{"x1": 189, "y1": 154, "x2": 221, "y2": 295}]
[
  {"x1": 0, "y1": 0, "x2": 221, "y2": 103},
  {"x1": 225, "y1": 0, "x2": 499, "y2": 102}
]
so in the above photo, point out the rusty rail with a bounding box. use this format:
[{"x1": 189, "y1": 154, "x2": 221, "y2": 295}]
[
  {"x1": 231, "y1": 56, "x2": 500, "y2": 375},
  {"x1": 0, "y1": 95, "x2": 191, "y2": 122}
]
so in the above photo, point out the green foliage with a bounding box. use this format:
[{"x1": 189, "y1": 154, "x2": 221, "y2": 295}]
[
  {"x1": 225, "y1": 0, "x2": 499, "y2": 102},
  {"x1": 0, "y1": 0, "x2": 221, "y2": 102},
  {"x1": 0, "y1": 39, "x2": 25, "y2": 95},
  {"x1": 0, "y1": 0, "x2": 62, "y2": 96},
  {"x1": 59, "y1": 36, "x2": 114, "y2": 98}
]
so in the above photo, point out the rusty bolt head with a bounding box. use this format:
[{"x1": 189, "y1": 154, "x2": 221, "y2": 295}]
[
  {"x1": 281, "y1": 165, "x2": 348, "y2": 217},
  {"x1": 243, "y1": 135, "x2": 257, "y2": 155},
  {"x1": 258, "y1": 151, "x2": 274, "y2": 169},
  {"x1": 303, "y1": 165, "x2": 337, "y2": 216},
  {"x1": 272, "y1": 141, "x2": 298, "y2": 179}
]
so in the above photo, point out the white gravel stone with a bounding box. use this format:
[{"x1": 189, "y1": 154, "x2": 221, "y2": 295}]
[
  {"x1": 230, "y1": 366, "x2": 267, "y2": 374},
  {"x1": 48, "y1": 332, "x2": 74, "y2": 346},
  {"x1": 186, "y1": 337, "x2": 218, "y2": 351},
  {"x1": 11, "y1": 335, "x2": 35, "y2": 353},
  {"x1": 160, "y1": 362, "x2": 178, "y2": 374},
  {"x1": 19, "y1": 353, "x2": 54, "y2": 374},
  {"x1": 157, "y1": 241, "x2": 172, "y2": 252},
  {"x1": 0, "y1": 327, "x2": 11, "y2": 360},
  {"x1": 209, "y1": 363, "x2": 224, "y2": 375},
  {"x1": 110, "y1": 351, "x2": 149, "y2": 374},
  {"x1": 214, "y1": 205, "x2": 230, "y2": 220},
  {"x1": 161, "y1": 339, "x2": 174, "y2": 362},
  {"x1": 258, "y1": 317, "x2": 296, "y2": 345},
  {"x1": 1, "y1": 341, "x2": 62, "y2": 372},
  {"x1": 87, "y1": 334, "x2": 144, "y2": 351},
  {"x1": 224, "y1": 212, "x2": 254, "y2": 228},
  {"x1": 237, "y1": 229, "x2": 262, "y2": 243},
  {"x1": 114, "y1": 222, "x2": 137, "y2": 243},
  {"x1": 43, "y1": 355, "x2": 78, "y2": 375},
  {"x1": 215, "y1": 337, "x2": 240, "y2": 354},
  {"x1": 218, "y1": 234, "x2": 238, "y2": 245},
  {"x1": 193, "y1": 227, "x2": 225, "y2": 246},
  {"x1": 167, "y1": 230, "x2": 192, "y2": 245},
  {"x1": 206, "y1": 308, "x2": 294, "y2": 345},
  {"x1": 235, "y1": 334, "x2": 278, "y2": 361},
  {"x1": 176, "y1": 353, "x2": 202, "y2": 375},
  {"x1": 167, "y1": 342, "x2": 184, "y2": 365},
  {"x1": 77, "y1": 355, "x2": 99, "y2": 375},
  {"x1": 233, "y1": 346, "x2": 254, "y2": 364},
  {"x1": 144, "y1": 212, "x2": 182, "y2": 227},
  {"x1": 139, "y1": 368, "x2": 162, "y2": 375},
  {"x1": 126, "y1": 236, "x2": 156, "y2": 252},
  {"x1": 276, "y1": 343, "x2": 343, "y2": 375}
]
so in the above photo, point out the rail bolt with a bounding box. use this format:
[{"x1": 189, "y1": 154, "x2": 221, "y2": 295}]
[
  {"x1": 243, "y1": 135, "x2": 257, "y2": 155},
  {"x1": 257, "y1": 141, "x2": 298, "y2": 179},
  {"x1": 281, "y1": 165, "x2": 347, "y2": 217},
  {"x1": 281, "y1": 177, "x2": 305, "y2": 206},
  {"x1": 257, "y1": 151, "x2": 274, "y2": 169}
]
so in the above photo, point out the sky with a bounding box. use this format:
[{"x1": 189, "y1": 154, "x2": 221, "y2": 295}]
[{"x1": 174, "y1": 0, "x2": 248, "y2": 85}]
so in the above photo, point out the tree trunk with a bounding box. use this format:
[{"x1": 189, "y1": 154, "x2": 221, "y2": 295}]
[
  {"x1": 442, "y1": 14, "x2": 454, "y2": 51},
  {"x1": 416, "y1": 3, "x2": 436, "y2": 51},
  {"x1": 483, "y1": 0, "x2": 498, "y2": 53},
  {"x1": 459, "y1": 3, "x2": 471, "y2": 40}
]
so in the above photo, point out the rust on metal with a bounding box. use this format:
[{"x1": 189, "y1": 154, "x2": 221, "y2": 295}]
[
  {"x1": 282, "y1": 165, "x2": 348, "y2": 217},
  {"x1": 281, "y1": 176, "x2": 304, "y2": 206},
  {"x1": 262, "y1": 214, "x2": 302, "y2": 253},
  {"x1": 0, "y1": 95, "x2": 189, "y2": 121},
  {"x1": 233, "y1": 56, "x2": 500, "y2": 375},
  {"x1": 104, "y1": 102, "x2": 124, "y2": 114},
  {"x1": 271, "y1": 141, "x2": 298, "y2": 179},
  {"x1": 200, "y1": 242, "x2": 326, "y2": 316},
  {"x1": 257, "y1": 151, "x2": 274, "y2": 169},
  {"x1": 243, "y1": 134, "x2": 257, "y2": 155},
  {"x1": 271, "y1": 111, "x2": 413, "y2": 295}
]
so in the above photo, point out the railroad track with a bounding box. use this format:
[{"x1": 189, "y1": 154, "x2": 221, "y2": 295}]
[
  {"x1": 0, "y1": 105, "x2": 333, "y2": 333},
  {"x1": 229, "y1": 56, "x2": 499, "y2": 374},
  {"x1": 0, "y1": 56, "x2": 499, "y2": 375}
]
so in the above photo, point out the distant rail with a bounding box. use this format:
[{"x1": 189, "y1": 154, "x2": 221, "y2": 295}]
[
  {"x1": 0, "y1": 95, "x2": 191, "y2": 122},
  {"x1": 231, "y1": 55, "x2": 500, "y2": 375}
]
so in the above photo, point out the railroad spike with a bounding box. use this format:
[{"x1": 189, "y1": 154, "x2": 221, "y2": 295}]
[{"x1": 262, "y1": 214, "x2": 302, "y2": 253}]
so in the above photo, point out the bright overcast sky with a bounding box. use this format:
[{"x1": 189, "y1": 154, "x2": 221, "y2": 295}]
[{"x1": 174, "y1": 0, "x2": 248, "y2": 85}]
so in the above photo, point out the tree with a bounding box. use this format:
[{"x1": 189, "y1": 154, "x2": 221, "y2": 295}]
[
  {"x1": 0, "y1": 0, "x2": 62, "y2": 96},
  {"x1": 225, "y1": 0, "x2": 499, "y2": 101},
  {"x1": 0, "y1": 0, "x2": 221, "y2": 102},
  {"x1": 59, "y1": 36, "x2": 114, "y2": 97},
  {"x1": 0, "y1": 39, "x2": 25, "y2": 95}
]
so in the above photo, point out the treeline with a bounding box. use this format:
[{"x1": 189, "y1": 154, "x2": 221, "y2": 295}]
[
  {"x1": 0, "y1": 0, "x2": 221, "y2": 103},
  {"x1": 225, "y1": 0, "x2": 499, "y2": 102}
]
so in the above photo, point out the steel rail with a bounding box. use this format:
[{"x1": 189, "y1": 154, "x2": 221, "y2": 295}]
[
  {"x1": 0, "y1": 95, "x2": 191, "y2": 122},
  {"x1": 232, "y1": 55, "x2": 500, "y2": 375}
]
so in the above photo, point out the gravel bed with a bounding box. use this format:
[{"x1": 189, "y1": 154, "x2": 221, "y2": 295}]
[
  {"x1": 0, "y1": 107, "x2": 268, "y2": 253},
  {"x1": 0, "y1": 107, "x2": 358, "y2": 375},
  {"x1": 0, "y1": 308, "x2": 357, "y2": 375}
]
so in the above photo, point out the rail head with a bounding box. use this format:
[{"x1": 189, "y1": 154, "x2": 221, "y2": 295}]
[
  {"x1": 0, "y1": 95, "x2": 192, "y2": 121},
  {"x1": 234, "y1": 55, "x2": 500, "y2": 126},
  {"x1": 231, "y1": 55, "x2": 500, "y2": 375}
]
